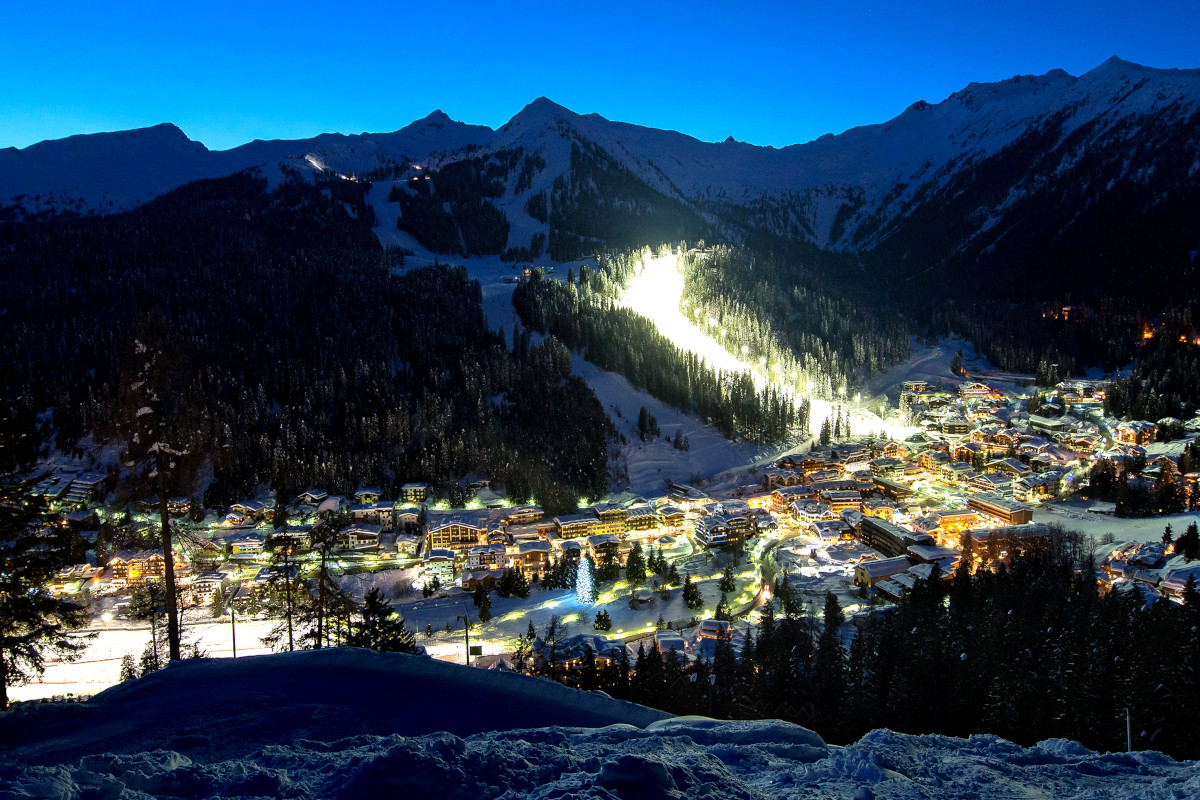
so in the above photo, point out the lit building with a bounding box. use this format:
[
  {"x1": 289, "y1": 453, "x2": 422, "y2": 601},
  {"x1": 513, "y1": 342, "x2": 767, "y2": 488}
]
[
  {"x1": 426, "y1": 514, "x2": 487, "y2": 554},
  {"x1": 967, "y1": 493, "x2": 1034, "y2": 526},
  {"x1": 1115, "y1": 420, "x2": 1157, "y2": 446},
  {"x1": 401, "y1": 482, "x2": 429, "y2": 503},
  {"x1": 553, "y1": 513, "x2": 598, "y2": 540},
  {"x1": 588, "y1": 503, "x2": 628, "y2": 538}
]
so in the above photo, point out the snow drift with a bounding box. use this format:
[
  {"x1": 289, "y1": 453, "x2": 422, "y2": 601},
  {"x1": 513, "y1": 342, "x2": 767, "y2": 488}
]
[{"x1": 2, "y1": 649, "x2": 1196, "y2": 799}]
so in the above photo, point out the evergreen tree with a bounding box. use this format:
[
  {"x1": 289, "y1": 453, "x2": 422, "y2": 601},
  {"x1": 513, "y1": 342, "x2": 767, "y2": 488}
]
[
  {"x1": 665, "y1": 562, "x2": 681, "y2": 588},
  {"x1": 625, "y1": 542, "x2": 647, "y2": 584},
  {"x1": 715, "y1": 592, "x2": 732, "y2": 621},
  {"x1": 647, "y1": 545, "x2": 663, "y2": 576},
  {"x1": 1183, "y1": 575, "x2": 1200, "y2": 608},
  {"x1": 593, "y1": 609, "x2": 612, "y2": 631},
  {"x1": 1176, "y1": 522, "x2": 1200, "y2": 560},
  {"x1": 346, "y1": 588, "x2": 419, "y2": 653},
  {"x1": 682, "y1": 574, "x2": 703, "y2": 609},
  {"x1": 719, "y1": 563, "x2": 737, "y2": 593},
  {"x1": 711, "y1": 636, "x2": 740, "y2": 717},
  {"x1": 138, "y1": 637, "x2": 167, "y2": 677},
  {"x1": 579, "y1": 644, "x2": 598, "y2": 690},
  {"x1": 541, "y1": 615, "x2": 565, "y2": 681},
  {"x1": 119, "y1": 330, "x2": 190, "y2": 663},
  {"x1": 498, "y1": 568, "x2": 530, "y2": 599},
  {"x1": 127, "y1": 581, "x2": 168, "y2": 673},
  {"x1": 812, "y1": 591, "x2": 847, "y2": 729},
  {"x1": 597, "y1": 544, "x2": 621, "y2": 582},
  {"x1": 118, "y1": 653, "x2": 139, "y2": 682},
  {"x1": 511, "y1": 634, "x2": 531, "y2": 672},
  {"x1": 210, "y1": 586, "x2": 227, "y2": 619}
]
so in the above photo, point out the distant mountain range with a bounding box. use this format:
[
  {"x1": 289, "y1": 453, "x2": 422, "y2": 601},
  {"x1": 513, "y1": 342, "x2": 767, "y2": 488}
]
[{"x1": 4, "y1": 56, "x2": 1199, "y2": 286}]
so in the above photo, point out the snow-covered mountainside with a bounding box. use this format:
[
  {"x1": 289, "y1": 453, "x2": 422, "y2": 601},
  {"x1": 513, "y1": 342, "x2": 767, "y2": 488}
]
[
  {"x1": 5, "y1": 57, "x2": 1198, "y2": 271},
  {"x1": 0, "y1": 112, "x2": 493, "y2": 218},
  {"x1": 1, "y1": 649, "x2": 1195, "y2": 799}
]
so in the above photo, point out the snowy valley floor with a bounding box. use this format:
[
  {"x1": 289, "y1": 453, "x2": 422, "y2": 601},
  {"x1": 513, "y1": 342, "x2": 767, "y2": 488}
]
[{"x1": 3, "y1": 650, "x2": 1197, "y2": 800}]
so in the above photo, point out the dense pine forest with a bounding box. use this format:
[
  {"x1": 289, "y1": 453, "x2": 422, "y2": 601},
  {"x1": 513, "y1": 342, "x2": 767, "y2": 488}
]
[
  {"x1": 513, "y1": 256, "x2": 807, "y2": 443},
  {"x1": 388, "y1": 148, "x2": 525, "y2": 257},
  {"x1": 554, "y1": 531, "x2": 1200, "y2": 761},
  {"x1": 681, "y1": 245, "x2": 912, "y2": 396},
  {"x1": 544, "y1": 141, "x2": 712, "y2": 262},
  {"x1": 0, "y1": 172, "x2": 610, "y2": 512}
]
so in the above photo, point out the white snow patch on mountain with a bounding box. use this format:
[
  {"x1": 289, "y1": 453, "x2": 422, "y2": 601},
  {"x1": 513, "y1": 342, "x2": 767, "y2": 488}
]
[{"x1": 9, "y1": 57, "x2": 1197, "y2": 236}]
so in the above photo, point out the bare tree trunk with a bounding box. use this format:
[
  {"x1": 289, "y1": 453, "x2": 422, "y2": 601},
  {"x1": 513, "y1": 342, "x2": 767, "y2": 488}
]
[
  {"x1": 158, "y1": 476, "x2": 181, "y2": 661},
  {"x1": 283, "y1": 546, "x2": 295, "y2": 652},
  {"x1": 1, "y1": 650, "x2": 9, "y2": 710},
  {"x1": 150, "y1": 607, "x2": 159, "y2": 670},
  {"x1": 315, "y1": 546, "x2": 327, "y2": 649}
]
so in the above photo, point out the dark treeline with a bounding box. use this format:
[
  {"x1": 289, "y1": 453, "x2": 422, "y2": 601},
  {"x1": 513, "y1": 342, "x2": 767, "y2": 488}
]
[
  {"x1": 0, "y1": 172, "x2": 610, "y2": 512},
  {"x1": 889, "y1": 107, "x2": 1200, "y2": 404},
  {"x1": 559, "y1": 535, "x2": 1200, "y2": 760},
  {"x1": 388, "y1": 147, "x2": 527, "y2": 257},
  {"x1": 513, "y1": 267, "x2": 806, "y2": 442},
  {"x1": 681, "y1": 244, "x2": 912, "y2": 395},
  {"x1": 1105, "y1": 306, "x2": 1200, "y2": 419},
  {"x1": 546, "y1": 141, "x2": 712, "y2": 262},
  {"x1": 926, "y1": 301, "x2": 1144, "y2": 378},
  {"x1": 1087, "y1": 444, "x2": 1198, "y2": 516},
  {"x1": 689, "y1": 103, "x2": 1200, "y2": 408}
]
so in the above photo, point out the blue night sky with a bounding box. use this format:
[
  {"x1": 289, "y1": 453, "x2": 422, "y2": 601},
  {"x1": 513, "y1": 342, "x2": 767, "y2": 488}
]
[{"x1": 3, "y1": 0, "x2": 1199, "y2": 151}]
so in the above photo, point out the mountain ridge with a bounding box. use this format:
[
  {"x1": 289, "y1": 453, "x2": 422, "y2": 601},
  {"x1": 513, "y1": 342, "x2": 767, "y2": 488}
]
[{"x1": 3, "y1": 56, "x2": 1198, "y2": 276}]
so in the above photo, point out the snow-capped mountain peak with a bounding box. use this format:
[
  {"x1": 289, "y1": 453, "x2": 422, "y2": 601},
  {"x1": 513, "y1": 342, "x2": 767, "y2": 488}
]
[{"x1": 3, "y1": 57, "x2": 1197, "y2": 269}]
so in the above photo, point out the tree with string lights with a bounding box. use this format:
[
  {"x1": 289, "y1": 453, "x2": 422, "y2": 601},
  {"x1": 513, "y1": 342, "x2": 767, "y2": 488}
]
[{"x1": 577, "y1": 555, "x2": 596, "y2": 604}]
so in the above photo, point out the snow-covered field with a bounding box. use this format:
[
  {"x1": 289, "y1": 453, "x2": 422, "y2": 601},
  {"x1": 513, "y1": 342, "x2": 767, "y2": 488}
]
[
  {"x1": 2, "y1": 649, "x2": 1195, "y2": 800},
  {"x1": 1035, "y1": 503, "x2": 1200, "y2": 545},
  {"x1": 572, "y1": 353, "x2": 783, "y2": 495},
  {"x1": 14, "y1": 550, "x2": 758, "y2": 701},
  {"x1": 7, "y1": 616, "x2": 277, "y2": 704}
]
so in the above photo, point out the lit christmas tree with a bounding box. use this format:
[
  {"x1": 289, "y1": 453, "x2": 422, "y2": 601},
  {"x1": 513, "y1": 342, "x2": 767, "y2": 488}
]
[{"x1": 576, "y1": 555, "x2": 596, "y2": 604}]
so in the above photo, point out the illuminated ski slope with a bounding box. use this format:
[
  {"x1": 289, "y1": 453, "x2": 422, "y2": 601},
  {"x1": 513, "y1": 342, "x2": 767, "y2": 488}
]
[{"x1": 617, "y1": 251, "x2": 916, "y2": 440}]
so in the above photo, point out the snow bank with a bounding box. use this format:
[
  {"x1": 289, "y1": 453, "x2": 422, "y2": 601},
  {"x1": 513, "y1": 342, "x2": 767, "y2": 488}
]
[
  {"x1": 3, "y1": 650, "x2": 1198, "y2": 799},
  {"x1": 0, "y1": 648, "x2": 667, "y2": 767}
]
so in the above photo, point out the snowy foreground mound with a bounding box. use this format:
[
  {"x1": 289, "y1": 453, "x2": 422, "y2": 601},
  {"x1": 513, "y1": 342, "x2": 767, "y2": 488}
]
[{"x1": 2, "y1": 651, "x2": 1198, "y2": 800}]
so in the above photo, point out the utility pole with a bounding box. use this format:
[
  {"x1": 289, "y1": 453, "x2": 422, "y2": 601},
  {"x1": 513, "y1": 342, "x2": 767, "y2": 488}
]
[
  {"x1": 456, "y1": 613, "x2": 471, "y2": 666},
  {"x1": 1125, "y1": 707, "x2": 1132, "y2": 752},
  {"x1": 230, "y1": 599, "x2": 237, "y2": 659}
]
